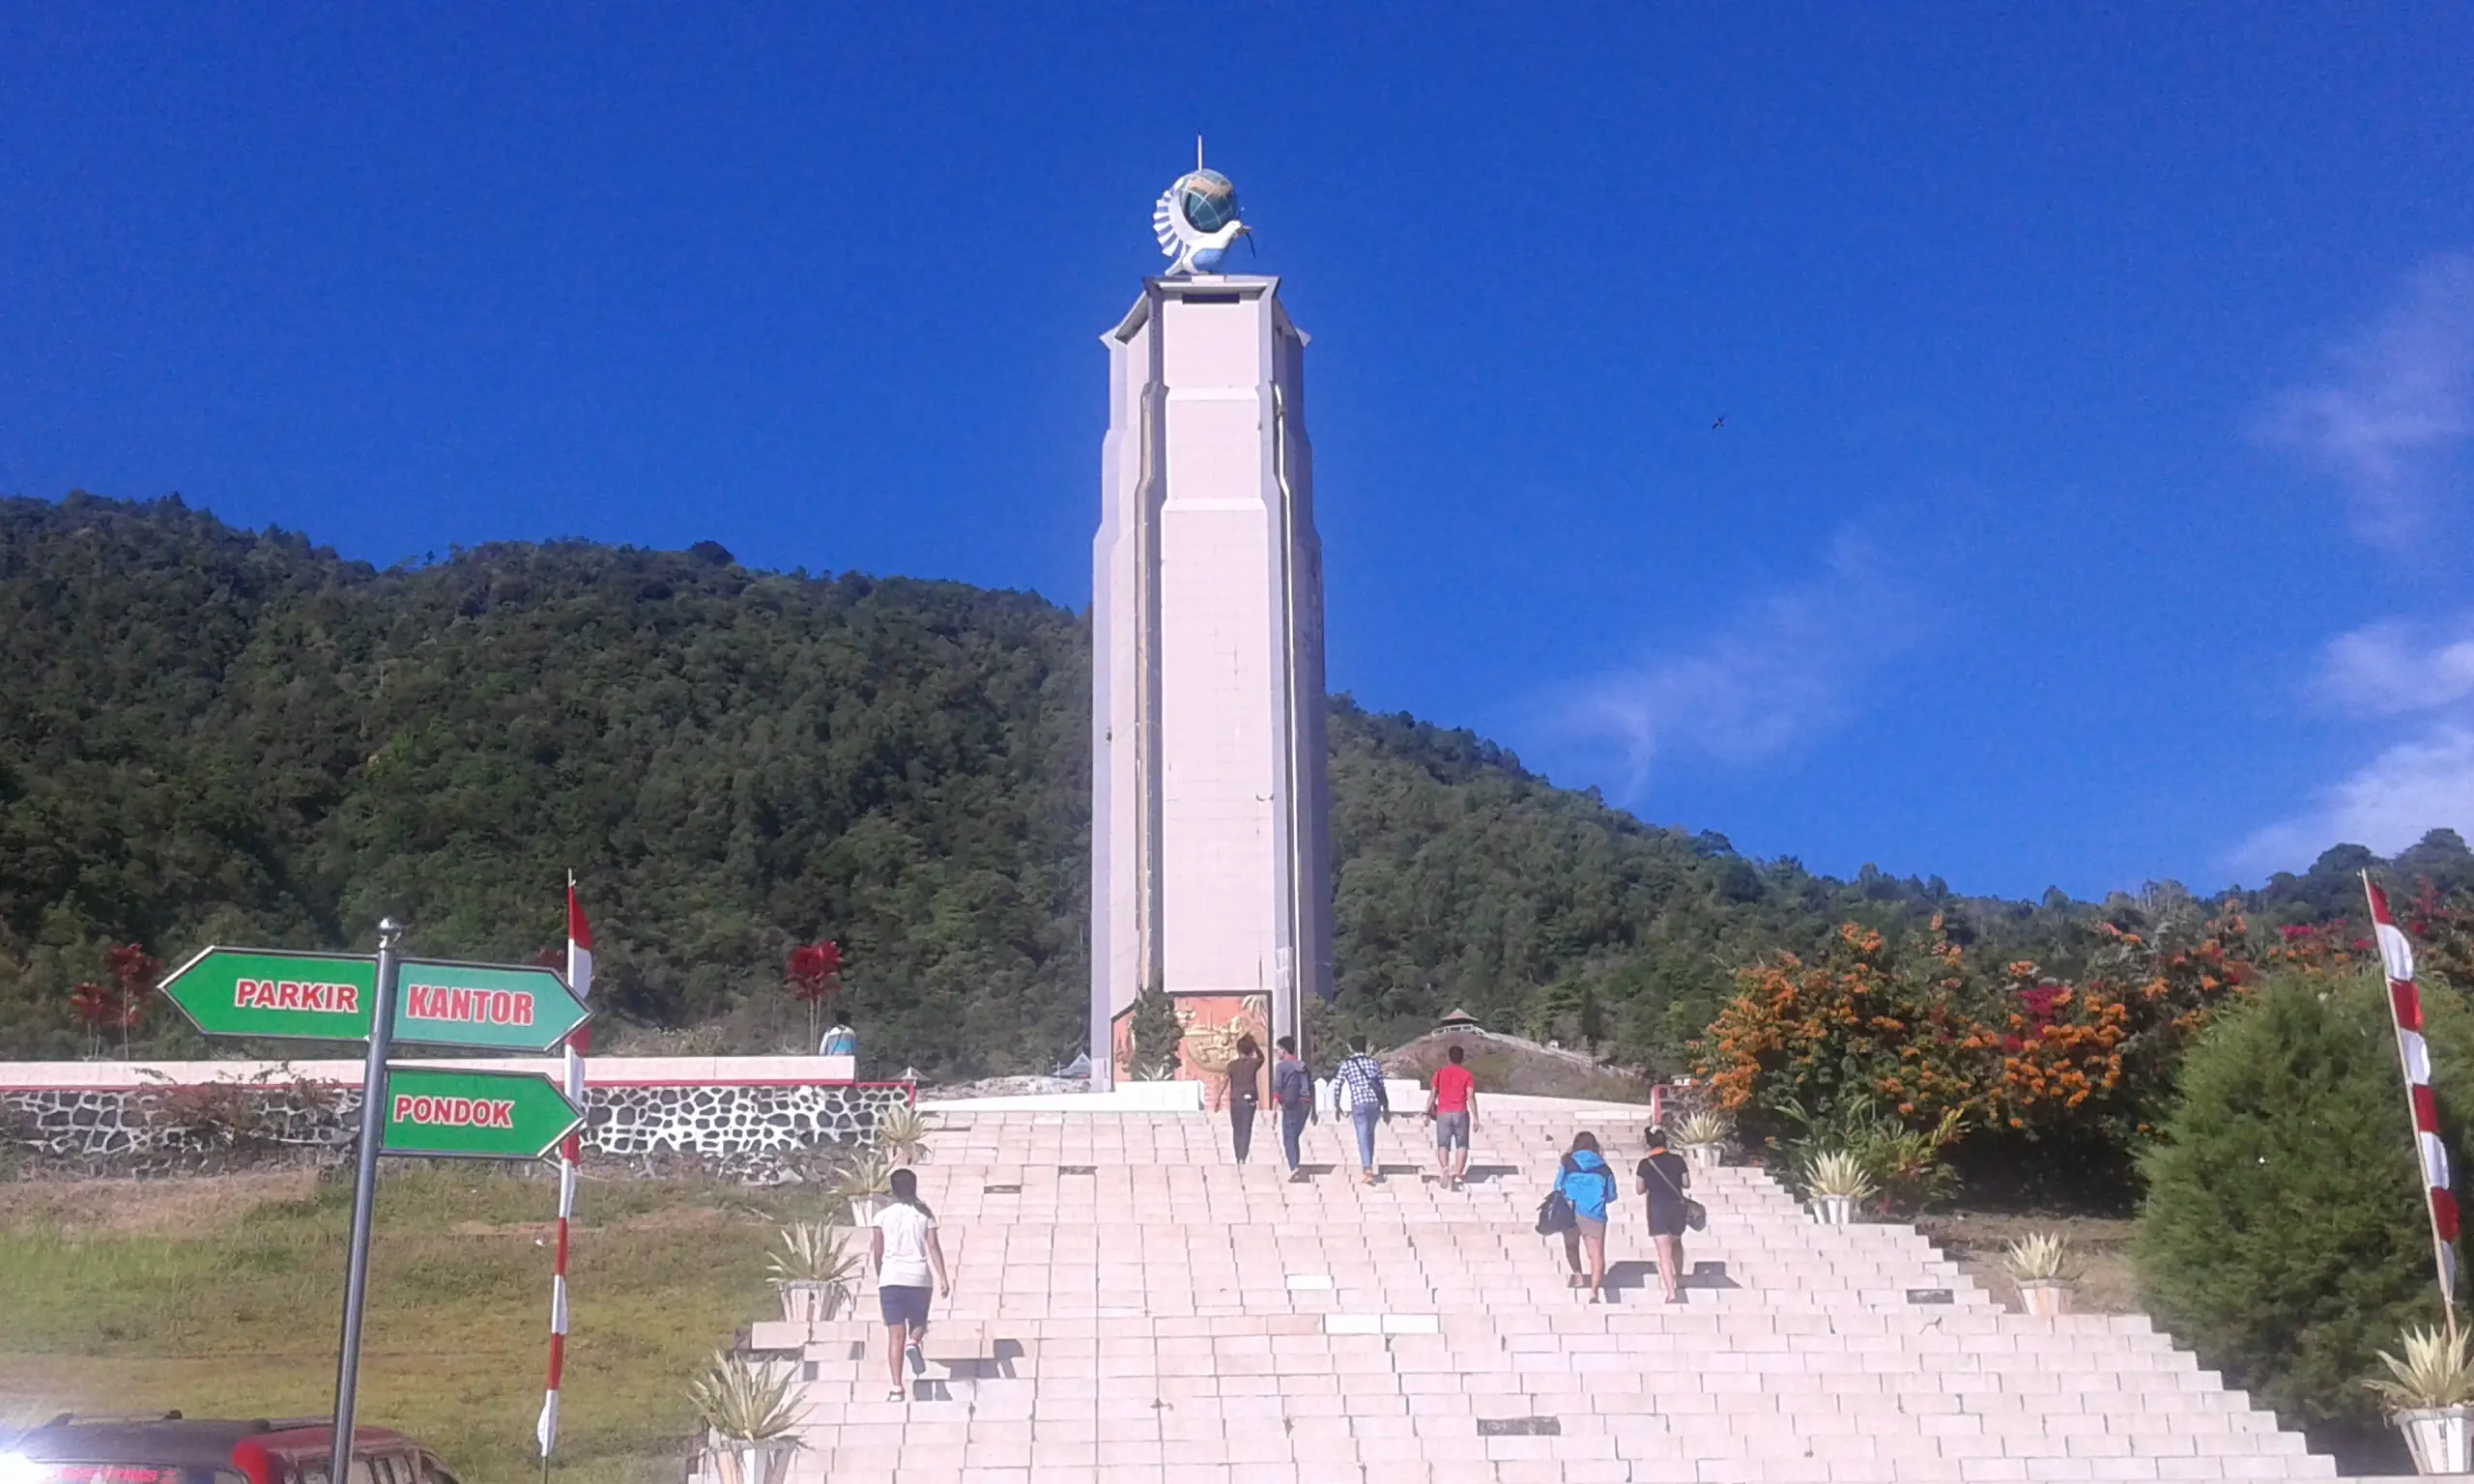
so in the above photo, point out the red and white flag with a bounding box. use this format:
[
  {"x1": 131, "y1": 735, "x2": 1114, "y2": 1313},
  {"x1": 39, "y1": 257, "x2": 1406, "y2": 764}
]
[
  {"x1": 2366, "y1": 873, "x2": 2459, "y2": 1311},
  {"x1": 537, "y1": 874, "x2": 594, "y2": 1461}
]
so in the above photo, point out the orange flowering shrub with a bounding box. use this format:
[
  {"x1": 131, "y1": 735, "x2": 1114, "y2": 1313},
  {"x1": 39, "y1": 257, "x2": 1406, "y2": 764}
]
[
  {"x1": 2082, "y1": 908, "x2": 2266, "y2": 1139},
  {"x1": 1987, "y1": 979, "x2": 2129, "y2": 1127},
  {"x1": 2101, "y1": 913, "x2": 2255, "y2": 1028},
  {"x1": 1702, "y1": 902, "x2": 2280, "y2": 1159},
  {"x1": 1704, "y1": 918, "x2": 1990, "y2": 1131},
  {"x1": 1699, "y1": 888, "x2": 2474, "y2": 1184}
]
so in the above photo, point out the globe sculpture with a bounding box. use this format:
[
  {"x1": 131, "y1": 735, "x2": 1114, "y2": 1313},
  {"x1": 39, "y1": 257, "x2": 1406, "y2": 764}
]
[
  {"x1": 1152, "y1": 167, "x2": 1251, "y2": 276},
  {"x1": 1179, "y1": 170, "x2": 1239, "y2": 233}
]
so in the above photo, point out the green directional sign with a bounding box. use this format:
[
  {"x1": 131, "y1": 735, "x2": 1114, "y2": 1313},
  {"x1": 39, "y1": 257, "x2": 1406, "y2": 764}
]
[
  {"x1": 158, "y1": 947, "x2": 589, "y2": 1051},
  {"x1": 379, "y1": 1066, "x2": 584, "y2": 1160},
  {"x1": 158, "y1": 947, "x2": 378, "y2": 1042},
  {"x1": 393, "y1": 957, "x2": 588, "y2": 1052}
]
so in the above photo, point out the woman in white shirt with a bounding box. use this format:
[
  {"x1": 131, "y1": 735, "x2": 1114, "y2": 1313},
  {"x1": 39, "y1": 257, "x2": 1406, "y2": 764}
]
[{"x1": 868, "y1": 1167, "x2": 951, "y2": 1401}]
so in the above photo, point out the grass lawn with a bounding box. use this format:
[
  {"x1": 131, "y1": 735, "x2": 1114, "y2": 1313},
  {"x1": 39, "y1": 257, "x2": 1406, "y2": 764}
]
[{"x1": 0, "y1": 1165, "x2": 838, "y2": 1484}]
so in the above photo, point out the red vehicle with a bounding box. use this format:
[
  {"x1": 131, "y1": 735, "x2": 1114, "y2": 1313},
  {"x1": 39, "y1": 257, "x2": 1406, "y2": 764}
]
[{"x1": 0, "y1": 1415, "x2": 461, "y2": 1484}]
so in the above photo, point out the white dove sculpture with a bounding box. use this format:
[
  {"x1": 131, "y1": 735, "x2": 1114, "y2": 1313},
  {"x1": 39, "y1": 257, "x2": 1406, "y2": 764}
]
[{"x1": 1153, "y1": 168, "x2": 1250, "y2": 276}]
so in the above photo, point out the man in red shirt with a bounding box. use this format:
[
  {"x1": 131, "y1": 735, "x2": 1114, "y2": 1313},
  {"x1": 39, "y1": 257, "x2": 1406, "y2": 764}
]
[{"x1": 1426, "y1": 1043, "x2": 1478, "y2": 1190}]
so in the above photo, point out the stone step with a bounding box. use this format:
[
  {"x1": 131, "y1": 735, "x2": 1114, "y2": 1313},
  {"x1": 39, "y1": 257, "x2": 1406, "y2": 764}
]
[
  {"x1": 766, "y1": 1329, "x2": 2221, "y2": 1364},
  {"x1": 758, "y1": 1309, "x2": 2185, "y2": 1346},
  {"x1": 700, "y1": 1105, "x2": 2345, "y2": 1484}
]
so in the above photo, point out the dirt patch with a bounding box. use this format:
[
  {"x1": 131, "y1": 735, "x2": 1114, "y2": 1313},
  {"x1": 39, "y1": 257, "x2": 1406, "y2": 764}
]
[
  {"x1": 446, "y1": 1218, "x2": 560, "y2": 1240},
  {"x1": 0, "y1": 1170, "x2": 315, "y2": 1236},
  {"x1": 444, "y1": 1195, "x2": 762, "y2": 1242},
  {"x1": 608, "y1": 1203, "x2": 763, "y2": 1235},
  {"x1": 1383, "y1": 1029, "x2": 1652, "y2": 1103},
  {"x1": 1917, "y1": 1211, "x2": 2141, "y2": 1314}
]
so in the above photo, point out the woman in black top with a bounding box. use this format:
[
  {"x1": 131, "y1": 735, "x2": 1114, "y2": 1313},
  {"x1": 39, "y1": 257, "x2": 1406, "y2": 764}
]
[
  {"x1": 1636, "y1": 1127, "x2": 1692, "y2": 1304},
  {"x1": 1223, "y1": 1036, "x2": 1263, "y2": 1164}
]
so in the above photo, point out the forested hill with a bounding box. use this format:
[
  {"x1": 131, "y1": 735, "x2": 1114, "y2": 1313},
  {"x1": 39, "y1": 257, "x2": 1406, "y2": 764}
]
[{"x1": 5, "y1": 494, "x2": 2468, "y2": 1075}]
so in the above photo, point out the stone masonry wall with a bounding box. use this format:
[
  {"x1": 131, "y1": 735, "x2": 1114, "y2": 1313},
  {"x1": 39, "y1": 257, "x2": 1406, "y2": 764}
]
[{"x1": 1, "y1": 1079, "x2": 913, "y2": 1177}]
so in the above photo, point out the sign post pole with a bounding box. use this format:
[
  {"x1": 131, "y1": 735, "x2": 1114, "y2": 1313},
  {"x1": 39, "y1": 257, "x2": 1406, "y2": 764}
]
[{"x1": 331, "y1": 915, "x2": 405, "y2": 1476}]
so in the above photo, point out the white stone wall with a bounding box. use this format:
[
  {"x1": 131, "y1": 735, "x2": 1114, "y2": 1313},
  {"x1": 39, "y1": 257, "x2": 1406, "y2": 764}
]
[{"x1": 1091, "y1": 276, "x2": 1332, "y2": 1084}]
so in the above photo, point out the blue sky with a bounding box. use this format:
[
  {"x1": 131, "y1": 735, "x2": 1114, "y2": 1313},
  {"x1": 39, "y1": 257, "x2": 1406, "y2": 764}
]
[{"x1": 4, "y1": 5, "x2": 2470, "y2": 900}]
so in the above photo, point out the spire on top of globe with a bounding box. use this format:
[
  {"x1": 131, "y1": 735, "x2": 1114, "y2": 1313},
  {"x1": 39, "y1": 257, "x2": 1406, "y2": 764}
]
[{"x1": 1152, "y1": 138, "x2": 1251, "y2": 276}]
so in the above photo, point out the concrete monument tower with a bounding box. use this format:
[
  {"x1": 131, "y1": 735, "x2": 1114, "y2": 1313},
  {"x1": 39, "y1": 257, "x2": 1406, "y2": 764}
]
[{"x1": 1090, "y1": 157, "x2": 1331, "y2": 1087}]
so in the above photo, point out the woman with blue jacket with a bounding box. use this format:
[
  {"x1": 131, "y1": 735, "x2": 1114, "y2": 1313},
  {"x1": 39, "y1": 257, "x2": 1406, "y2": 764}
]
[{"x1": 1556, "y1": 1131, "x2": 1618, "y2": 1303}]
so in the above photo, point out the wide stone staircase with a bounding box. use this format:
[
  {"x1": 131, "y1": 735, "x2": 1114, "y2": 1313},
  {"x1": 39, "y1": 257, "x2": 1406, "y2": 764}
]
[{"x1": 722, "y1": 1100, "x2": 2341, "y2": 1482}]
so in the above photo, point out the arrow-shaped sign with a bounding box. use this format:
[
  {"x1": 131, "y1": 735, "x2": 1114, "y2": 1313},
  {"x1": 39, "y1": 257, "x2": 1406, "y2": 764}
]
[
  {"x1": 158, "y1": 947, "x2": 589, "y2": 1052},
  {"x1": 158, "y1": 948, "x2": 376, "y2": 1041},
  {"x1": 392, "y1": 957, "x2": 589, "y2": 1052},
  {"x1": 379, "y1": 1065, "x2": 585, "y2": 1160}
]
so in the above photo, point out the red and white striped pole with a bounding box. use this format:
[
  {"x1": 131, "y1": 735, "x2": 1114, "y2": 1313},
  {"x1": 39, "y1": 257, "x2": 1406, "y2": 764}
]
[
  {"x1": 536, "y1": 875, "x2": 594, "y2": 1470},
  {"x1": 2366, "y1": 871, "x2": 2459, "y2": 1330}
]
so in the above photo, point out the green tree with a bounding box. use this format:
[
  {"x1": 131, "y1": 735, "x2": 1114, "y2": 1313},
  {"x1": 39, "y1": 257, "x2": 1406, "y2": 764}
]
[
  {"x1": 1576, "y1": 985, "x2": 1605, "y2": 1050},
  {"x1": 2135, "y1": 971, "x2": 2474, "y2": 1448},
  {"x1": 1127, "y1": 985, "x2": 1184, "y2": 1077}
]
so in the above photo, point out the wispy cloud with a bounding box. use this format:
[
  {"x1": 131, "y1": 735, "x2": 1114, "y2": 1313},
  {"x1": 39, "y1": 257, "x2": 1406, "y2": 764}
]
[
  {"x1": 2259, "y1": 252, "x2": 2474, "y2": 552},
  {"x1": 2234, "y1": 255, "x2": 2474, "y2": 877},
  {"x1": 2314, "y1": 614, "x2": 2474, "y2": 717},
  {"x1": 2238, "y1": 615, "x2": 2474, "y2": 875},
  {"x1": 1550, "y1": 531, "x2": 1917, "y2": 797},
  {"x1": 2232, "y1": 725, "x2": 2474, "y2": 878}
]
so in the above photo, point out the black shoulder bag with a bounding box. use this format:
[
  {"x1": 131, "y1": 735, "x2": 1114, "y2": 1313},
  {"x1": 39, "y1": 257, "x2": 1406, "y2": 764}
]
[{"x1": 1535, "y1": 1154, "x2": 1579, "y2": 1235}]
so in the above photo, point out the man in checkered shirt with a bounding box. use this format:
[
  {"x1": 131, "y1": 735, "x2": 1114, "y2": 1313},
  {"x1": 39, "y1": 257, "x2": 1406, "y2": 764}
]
[{"x1": 1335, "y1": 1038, "x2": 1391, "y2": 1184}]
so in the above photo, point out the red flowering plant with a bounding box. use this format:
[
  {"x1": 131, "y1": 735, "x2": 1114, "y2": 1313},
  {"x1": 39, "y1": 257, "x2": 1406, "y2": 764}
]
[
  {"x1": 2258, "y1": 919, "x2": 2364, "y2": 980},
  {"x1": 2403, "y1": 880, "x2": 2474, "y2": 991},
  {"x1": 786, "y1": 940, "x2": 844, "y2": 1050},
  {"x1": 69, "y1": 943, "x2": 161, "y2": 1059}
]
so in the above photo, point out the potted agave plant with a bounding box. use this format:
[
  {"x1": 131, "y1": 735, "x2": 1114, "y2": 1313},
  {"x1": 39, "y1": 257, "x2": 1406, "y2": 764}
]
[
  {"x1": 1803, "y1": 1150, "x2": 1877, "y2": 1227},
  {"x1": 829, "y1": 1151, "x2": 894, "y2": 1224},
  {"x1": 767, "y1": 1221, "x2": 860, "y2": 1325},
  {"x1": 872, "y1": 1103, "x2": 933, "y2": 1164},
  {"x1": 2001, "y1": 1232, "x2": 2076, "y2": 1317},
  {"x1": 688, "y1": 1351, "x2": 804, "y2": 1484},
  {"x1": 2364, "y1": 1324, "x2": 2474, "y2": 1475},
  {"x1": 1672, "y1": 1110, "x2": 1730, "y2": 1170}
]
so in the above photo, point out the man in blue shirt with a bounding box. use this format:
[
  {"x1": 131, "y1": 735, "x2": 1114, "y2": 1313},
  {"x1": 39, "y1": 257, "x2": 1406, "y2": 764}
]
[{"x1": 1271, "y1": 1037, "x2": 1317, "y2": 1183}]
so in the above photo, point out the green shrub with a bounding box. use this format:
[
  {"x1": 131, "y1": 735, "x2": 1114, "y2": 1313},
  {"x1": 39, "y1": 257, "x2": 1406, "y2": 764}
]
[
  {"x1": 2136, "y1": 970, "x2": 2474, "y2": 1441},
  {"x1": 1778, "y1": 1094, "x2": 1965, "y2": 1213}
]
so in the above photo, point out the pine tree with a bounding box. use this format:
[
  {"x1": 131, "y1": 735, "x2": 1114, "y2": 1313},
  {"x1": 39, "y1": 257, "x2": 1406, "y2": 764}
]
[
  {"x1": 2135, "y1": 970, "x2": 2474, "y2": 1445},
  {"x1": 1128, "y1": 984, "x2": 1186, "y2": 1078}
]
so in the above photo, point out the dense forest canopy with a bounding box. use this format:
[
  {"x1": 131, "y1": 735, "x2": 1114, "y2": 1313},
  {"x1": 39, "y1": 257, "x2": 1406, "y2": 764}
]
[{"x1": 5, "y1": 493, "x2": 2468, "y2": 1076}]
